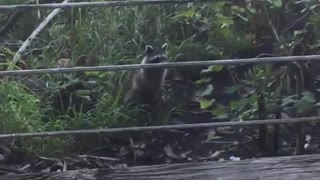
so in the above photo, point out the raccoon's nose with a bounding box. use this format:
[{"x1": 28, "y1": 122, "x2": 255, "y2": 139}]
[
  {"x1": 158, "y1": 57, "x2": 167, "y2": 63},
  {"x1": 151, "y1": 57, "x2": 161, "y2": 63},
  {"x1": 149, "y1": 56, "x2": 166, "y2": 63}
]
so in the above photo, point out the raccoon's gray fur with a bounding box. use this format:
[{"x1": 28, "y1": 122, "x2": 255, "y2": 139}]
[{"x1": 124, "y1": 43, "x2": 168, "y2": 110}]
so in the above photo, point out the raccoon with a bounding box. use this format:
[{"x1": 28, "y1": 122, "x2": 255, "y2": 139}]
[{"x1": 124, "y1": 43, "x2": 168, "y2": 110}]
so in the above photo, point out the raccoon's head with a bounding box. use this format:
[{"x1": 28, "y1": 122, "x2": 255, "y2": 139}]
[{"x1": 142, "y1": 43, "x2": 168, "y2": 64}]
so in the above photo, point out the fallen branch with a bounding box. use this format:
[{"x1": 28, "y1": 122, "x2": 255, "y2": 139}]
[
  {"x1": 0, "y1": 54, "x2": 319, "y2": 77},
  {"x1": 0, "y1": 116, "x2": 319, "y2": 139}
]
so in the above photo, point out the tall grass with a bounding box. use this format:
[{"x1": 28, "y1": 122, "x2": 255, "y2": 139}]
[{"x1": 0, "y1": 1, "x2": 259, "y2": 155}]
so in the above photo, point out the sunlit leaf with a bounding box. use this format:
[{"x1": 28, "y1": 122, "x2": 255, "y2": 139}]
[
  {"x1": 211, "y1": 1, "x2": 226, "y2": 10},
  {"x1": 224, "y1": 86, "x2": 238, "y2": 94},
  {"x1": 200, "y1": 85, "x2": 214, "y2": 97},
  {"x1": 301, "y1": 91, "x2": 316, "y2": 103},
  {"x1": 200, "y1": 99, "x2": 215, "y2": 109},
  {"x1": 174, "y1": 8, "x2": 197, "y2": 19},
  {"x1": 201, "y1": 65, "x2": 224, "y2": 74},
  {"x1": 215, "y1": 14, "x2": 234, "y2": 28},
  {"x1": 210, "y1": 65, "x2": 224, "y2": 72},
  {"x1": 267, "y1": 0, "x2": 282, "y2": 8},
  {"x1": 196, "y1": 78, "x2": 211, "y2": 84},
  {"x1": 212, "y1": 104, "x2": 227, "y2": 117}
]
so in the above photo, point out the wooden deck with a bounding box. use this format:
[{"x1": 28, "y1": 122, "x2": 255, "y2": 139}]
[{"x1": 1, "y1": 154, "x2": 320, "y2": 180}]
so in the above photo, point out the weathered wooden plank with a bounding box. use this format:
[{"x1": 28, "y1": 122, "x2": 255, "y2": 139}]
[{"x1": 2, "y1": 154, "x2": 320, "y2": 180}]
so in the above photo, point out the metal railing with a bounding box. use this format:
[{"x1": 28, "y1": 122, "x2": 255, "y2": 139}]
[
  {"x1": 0, "y1": 55, "x2": 319, "y2": 76},
  {"x1": 0, "y1": 0, "x2": 210, "y2": 10}
]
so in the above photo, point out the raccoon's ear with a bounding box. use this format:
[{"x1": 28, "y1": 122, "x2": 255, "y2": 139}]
[
  {"x1": 162, "y1": 43, "x2": 168, "y2": 52},
  {"x1": 145, "y1": 45, "x2": 154, "y2": 55}
]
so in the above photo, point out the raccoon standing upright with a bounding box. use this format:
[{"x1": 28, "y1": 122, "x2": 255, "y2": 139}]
[{"x1": 124, "y1": 43, "x2": 169, "y2": 111}]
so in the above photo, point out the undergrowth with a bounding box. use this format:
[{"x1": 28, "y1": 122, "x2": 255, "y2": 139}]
[{"x1": 0, "y1": 0, "x2": 320, "y2": 157}]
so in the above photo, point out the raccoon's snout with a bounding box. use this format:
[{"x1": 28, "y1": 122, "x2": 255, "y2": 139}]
[
  {"x1": 149, "y1": 56, "x2": 166, "y2": 64},
  {"x1": 151, "y1": 57, "x2": 161, "y2": 63}
]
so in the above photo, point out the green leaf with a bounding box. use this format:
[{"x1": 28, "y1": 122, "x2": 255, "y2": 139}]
[
  {"x1": 224, "y1": 86, "x2": 238, "y2": 94},
  {"x1": 212, "y1": 104, "x2": 226, "y2": 116},
  {"x1": 273, "y1": 0, "x2": 282, "y2": 7},
  {"x1": 205, "y1": 45, "x2": 214, "y2": 51},
  {"x1": 293, "y1": 91, "x2": 316, "y2": 114},
  {"x1": 174, "y1": 8, "x2": 197, "y2": 19},
  {"x1": 215, "y1": 14, "x2": 234, "y2": 28},
  {"x1": 293, "y1": 30, "x2": 306, "y2": 37},
  {"x1": 196, "y1": 78, "x2": 211, "y2": 85},
  {"x1": 247, "y1": 7, "x2": 256, "y2": 14},
  {"x1": 268, "y1": 0, "x2": 282, "y2": 8},
  {"x1": 248, "y1": 93, "x2": 258, "y2": 104},
  {"x1": 230, "y1": 100, "x2": 240, "y2": 109},
  {"x1": 201, "y1": 65, "x2": 224, "y2": 74},
  {"x1": 301, "y1": 91, "x2": 316, "y2": 103},
  {"x1": 210, "y1": 65, "x2": 224, "y2": 72},
  {"x1": 295, "y1": 99, "x2": 313, "y2": 114},
  {"x1": 231, "y1": 5, "x2": 246, "y2": 13},
  {"x1": 281, "y1": 96, "x2": 295, "y2": 106},
  {"x1": 211, "y1": 1, "x2": 226, "y2": 10},
  {"x1": 215, "y1": 113, "x2": 229, "y2": 119},
  {"x1": 200, "y1": 99, "x2": 215, "y2": 109},
  {"x1": 85, "y1": 71, "x2": 100, "y2": 76},
  {"x1": 200, "y1": 85, "x2": 214, "y2": 97},
  {"x1": 2, "y1": 47, "x2": 15, "y2": 56}
]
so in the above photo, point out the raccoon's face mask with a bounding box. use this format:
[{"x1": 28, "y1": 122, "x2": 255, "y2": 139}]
[
  {"x1": 145, "y1": 43, "x2": 168, "y2": 64},
  {"x1": 147, "y1": 55, "x2": 167, "y2": 64}
]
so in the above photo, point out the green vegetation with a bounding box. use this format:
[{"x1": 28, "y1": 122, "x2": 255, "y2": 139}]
[{"x1": 0, "y1": 0, "x2": 320, "y2": 158}]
